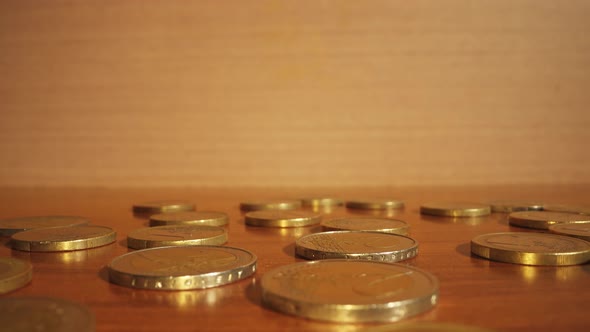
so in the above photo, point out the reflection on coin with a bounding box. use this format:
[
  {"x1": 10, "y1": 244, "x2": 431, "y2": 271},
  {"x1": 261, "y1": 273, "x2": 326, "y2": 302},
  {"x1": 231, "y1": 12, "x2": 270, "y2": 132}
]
[
  {"x1": 549, "y1": 223, "x2": 590, "y2": 242},
  {"x1": 300, "y1": 198, "x2": 344, "y2": 207},
  {"x1": 0, "y1": 216, "x2": 89, "y2": 236},
  {"x1": 108, "y1": 245, "x2": 257, "y2": 290},
  {"x1": 11, "y1": 225, "x2": 116, "y2": 252},
  {"x1": 471, "y1": 232, "x2": 590, "y2": 265},
  {"x1": 295, "y1": 231, "x2": 418, "y2": 262},
  {"x1": 345, "y1": 199, "x2": 404, "y2": 210},
  {"x1": 149, "y1": 211, "x2": 229, "y2": 227},
  {"x1": 508, "y1": 211, "x2": 590, "y2": 230},
  {"x1": 133, "y1": 200, "x2": 195, "y2": 214},
  {"x1": 127, "y1": 225, "x2": 228, "y2": 249},
  {"x1": 0, "y1": 297, "x2": 95, "y2": 332},
  {"x1": 239, "y1": 200, "x2": 302, "y2": 212},
  {"x1": 245, "y1": 210, "x2": 321, "y2": 228},
  {"x1": 489, "y1": 200, "x2": 543, "y2": 213},
  {"x1": 0, "y1": 257, "x2": 32, "y2": 294},
  {"x1": 260, "y1": 260, "x2": 438, "y2": 323},
  {"x1": 420, "y1": 202, "x2": 491, "y2": 217},
  {"x1": 543, "y1": 204, "x2": 590, "y2": 215},
  {"x1": 367, "y1": 322, "x2": 497, "y2": 332},
  {"x1": 322, "y1": 217, "x2": 409, "y2": 235}
]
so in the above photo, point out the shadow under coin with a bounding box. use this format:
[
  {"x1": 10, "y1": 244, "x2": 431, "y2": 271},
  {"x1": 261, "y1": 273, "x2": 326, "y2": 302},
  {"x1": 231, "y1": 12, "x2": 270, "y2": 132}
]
[
  {"x1": 11, "y1": 243, "x2": 115, "y2": 265},
  {"x1": 455, "y1": 242, "x2": 472, "y2": 258},
  {"x1": 282, "y1": 243, "x2": 297, "y2": 258}
]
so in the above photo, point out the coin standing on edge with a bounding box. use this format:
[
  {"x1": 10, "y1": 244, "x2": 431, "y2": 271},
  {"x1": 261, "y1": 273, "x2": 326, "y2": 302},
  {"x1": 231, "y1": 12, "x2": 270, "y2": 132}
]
[
  {"x1": 489, "y1": 200, "x2": 544, "y2": 213},
  {"x1": 245, "y1": 210, "x2": 321, "y2": 228},
  {"x1": 260, "y1": 260, "x2": 439, "y2": 323},
  {"x1": 11, "y1": 225, "x2": 116, "y2": 252},
  {"x1": 549, "y1": 223, "x2": 590, "y2": 242},
  {"x1": 149, "y1": 211, "x2": 229, "y2": 227},
  {"x1": 133, "y1": 200, "x2": 195, "y2": 214},
  {"x1": 420, "y1": 202, "x2": 491, "y2": 217},
  {"x1": 508, "y1": 211, "x2": 590, "y2": 230},
  {"x1": 0, "y1": 216, "x2": 89, "y2": 237},
  {"x1": 108, "y1": 245, "x2": 257, "y2": 290},
  {"x1": 471, "y1": 232, "x2": 590, "y2": 266},
  {"x1": 0, "y1": 257, "x2": 32, "y2": 294},
  {"x1": 300, "y1": 198, "x2": 344, "y2": 208},
  {"x1": 295, "y1": 231, "x2": 418, "y2": 262},
  {"x1": 321, "y1": 217, "x2": 409, "y2": 235},
  {"x1": 127, "y1": 225, "x2": 228, "y2": 249},
  {"x1": 345, "y1": 199, "x2": 404, "y2": 210},
  {"x1": 239, "y1": 200, "x2": 302, "y2": 212}
]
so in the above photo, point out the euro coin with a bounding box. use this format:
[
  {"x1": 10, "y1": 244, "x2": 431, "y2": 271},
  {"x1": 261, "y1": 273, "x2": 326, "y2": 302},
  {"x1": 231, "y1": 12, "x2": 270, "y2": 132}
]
[
  {"x1": 127, "y1": 225, "x2": 227, "y2": 249},
  {"x1": 149, "y1": 211, "x2": 229, "y2": 227},
  {"x1": 260, "y1": 260, "x2": 438, "y2": 323},
  {"x1": 321, "y1": 217, "x2": 409, "y2": 235},
  {"x1": 471, "y1": 232, "x2": 590, "y2": 265},
  {"x1": 0, "y1": 216, "x2": 89, "y2": 236},
  {"x1": 11, "y1": 225, "x2": 116, "y2": 252},
  {"x1": 0, "y1": 257, "x2": 32, "y2": 294},
  {"x1": 239, "y1": 200, "x2": 302, "y2": 211},
  {"x1": 543, "y1": 204, "x2": 590, "y2": 215},
  {"x1": 488, "y1": 200, "x2": 543, "y2": 213},
  {"x1": 295, "y1": 231, "x2": 418, "y2": 262},
  {"x1": 420, "y1": 202, "x2": 491, "y2": 217},
  {"x1": 245, "y1": 210, "x2": 321, "y2": 228},
  {"x1": 508, "y1": 211, "x2": 590, "y2": 230},
  {"x1": 108, "y1": 245, "x2": 257, "y2": 290},
  {"x1": 549, "y1": 223, "x2": 590, "y2": 242},
  {"x1": 345, "y1": 199, "x2": 404, "y2": 210},
  {"x1": 132, "y1": 200, "x2": 195, "y2": 214},
  {"x1": 300, "y1": 198, "x2": 344, "y2": 207}
]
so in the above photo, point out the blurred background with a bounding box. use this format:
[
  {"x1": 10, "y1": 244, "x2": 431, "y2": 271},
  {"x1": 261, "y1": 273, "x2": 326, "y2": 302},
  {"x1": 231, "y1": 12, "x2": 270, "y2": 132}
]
[{"x1": 1, "y1": 0, "x2": 589, "y2": 187}]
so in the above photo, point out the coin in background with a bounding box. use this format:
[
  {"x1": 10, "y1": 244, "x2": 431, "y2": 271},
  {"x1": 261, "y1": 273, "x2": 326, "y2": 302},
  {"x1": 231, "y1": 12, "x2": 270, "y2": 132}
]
[
  {"x1": 321, "y1": 217, "x2": 409, "y2": 235},
  {"x1": 245, "y1": 210, "x2": 321, "y2": 228},
  {"x1": 11, "y1": 225, "x2": 116, "y2": 252},
  {"x1": 127, "y1": 225, "x2": 227, "y2": 249},
  {"x1": 508, "y1": 211, "x2": 590, "y2": 230},
  {"x1": 300, "y1": 198, "x2": 344, "y2": 208},
  {"x1": 0, "y1": 216, "x2": 89, "y2": 237},
  {"x1": 149, "y1": 211, "x2": 228, "y2": 227},
  {"x1": 132, "y1": 200, "x2": 195, "y2": 214},
  {"x1": 488, "y1": 200, "x2": 544, "y2": 213},
  {"x1": 549, "y1": 223, "x2": 590, "y2": 242},
  {"x1": 420, "y1": 202, "x2": 491, "y2": 217},
  {"x1": 0, "y1": 257, "x2": 32, "y2": 294},
  {"x1": 239, "y1": 200, "x2": 302, "y2": 212},
  {"x1": 345, "y1": 199, "x2": 404, "y2": 210},
  {"x1": 543, "y1": 204, "x2": 590, "y2": 215}
]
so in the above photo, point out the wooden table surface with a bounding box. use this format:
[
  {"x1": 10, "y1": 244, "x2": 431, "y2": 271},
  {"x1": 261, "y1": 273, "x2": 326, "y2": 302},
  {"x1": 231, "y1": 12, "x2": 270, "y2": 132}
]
[{"x1": 1, "y1": 185, "x2": 589, "y2": 331}]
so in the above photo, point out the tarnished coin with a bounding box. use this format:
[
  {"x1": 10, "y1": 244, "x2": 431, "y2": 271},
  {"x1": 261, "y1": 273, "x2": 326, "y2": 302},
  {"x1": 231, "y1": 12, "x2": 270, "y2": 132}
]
[
  {"x1": 0, "y1": 257, "x2": 32, "y2": 294},
  {"x1": 300, "y1": 198, "x2": 344, "y2": 208},
  {"x1": 549, "y1": 223, "x2": 590, "y2": 242},
  {"x1": 108, "y1": 245, "x2": 257, "y2": 290},
  {"x1": 508, "y1": 211, "x2": 590, "y2": 230},
  {"x1": 295, "y1": 231, "x2": 418, "y2": 262},
  {"x1": 543, "y1": 204, "x2": 590, "y2": 215},
  {"x1": 149, "y1": 211, "x2": 229, "y2": 227},
  {"x1": 260, "y1": 260, "x2": 438, "y2": 323},
  {"x1": 239, "y1": 200, "x2": 302, "y2": 212},
  {"x1": 489, "y1": 200, "x2": 544, "y2": 213},
  {"x1": 127, "y1": 225, "x2": 228, "y2": 249},
  {"x1": 420, "y1": 202, "x2": 491, "y2": 217},
  {"x1": 0, "y1": 297, "x2": 95, "y2": 332},
  {"x1": 345, "y1": 199, "x2": 404, "y2": 210},
  {"x1": 245, "y1": 210, "x2": 321, "y2": 228},
  {"x1": 471, "y1": 232, "x2": 590, "y2": 265},
  {"x1": 133, "y1": 200, "x2": 195, "y2": 214},
  {"x1": 0, "y1": 216, "x2": 89, "y2": 236},
  {"x1": 11, "y1": 225, "x2": 116, "y2": 252},
  {"x1": 321, "y1": 217, "x2": 409, "y2": 235}
]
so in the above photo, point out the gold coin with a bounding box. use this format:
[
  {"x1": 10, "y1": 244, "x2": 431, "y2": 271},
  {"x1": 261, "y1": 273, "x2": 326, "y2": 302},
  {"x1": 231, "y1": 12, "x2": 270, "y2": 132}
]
[
  {"x1": 127, "y1": 225, "x2": 228, "y2": 249},
  {"x1": 0, "y1": 216, "x2": 89, "y2": 236},
  {"x1": 345, "y1": 199, "x2": 404, "y2": 210},
  {"x1": 0, "y1": 257, "x2": 32, "y2": 294},
  {"x1": 260, "y1": 260, "x2": 438, "y2": 323},
  {"x1": 420, "y1": 202, "x2": 491, "y2": 217},
  {"x1": 508, "y1": 211, "x2": 590, "y2": 230},
  {"x1": 245, "y1": 210, "x2": 321, "y2": 228},
  {"x1": 543, "y1": 204, "x2": 590, "y2": 215},
  {"x1": 488, "y1": 200, "x2": 544, "y2": 213},
  {"x1": 471, "y1": 232, "x2": 590, "y2": 265},
  {"x1": 300, "y1": 198, "x2": 344, "y2": 207},
  {"x1": 0, "y1": 297, "x2": 95, "y2": 332},
  {"x1": 239, "y1": 199, "x2": 302, "y2": 211},
  {"x1": 321, "y1": 217, "x2": 409, "y2": 235},
  {"x1": 132, "y1": 200, "x2": 195, "y2": 214},
  {"x1": 295, "y1": 231, "x2": 418, "y2": 262},
  {"x1": 108, "y1": 245, "x2": 257, "y2": 290},
  {"x1": 11, "y1": 225, "x2": 116, "y2": 252},
  {"x1": 549, "y1": 223, "x2": 590, "y2": 241},
  {"x1": 149, "y1": 211, "x2": 228, "y2": 227}
]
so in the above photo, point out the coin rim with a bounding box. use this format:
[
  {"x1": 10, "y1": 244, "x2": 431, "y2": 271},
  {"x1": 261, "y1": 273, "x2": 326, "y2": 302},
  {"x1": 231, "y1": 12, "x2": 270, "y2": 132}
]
[
  {"x1": 321, "y1": 217, "x2": 409, "y2": 235},
  {"x1": 300, "y1": 198, "x2": 344, "y2": 207},
  {"x1": 508, "y1": 211, "x2": 590, "y2": 230},
  {"x1": 245, "y1": 211, "x2": 322, "y2": 228},
  {"x1": 0, "y1": 216, "x2": 90, "y2": 237},
  {"x1": 489, "y1": 201, "x2": 544, "y2": 213},
  {"x1": 239, "y1": 200, "x2": 302, "y2": 212},
  {"x1": 345, "y1": 199, "x2": 405, "y2": 210},
  {"x1": 132, "y1": 201, "x2": 196, "y2": 214},
  {"x1": 149, "y1": 211, "x2": 229, "y2": 227},
  {"x1": 10, "y1": 225, "x2": 117, "y2": 252},
  {"x1": 549, "y1": 223, "x2": 590, "y2": 242},
  {"x1": 420, "y1": 203, "x2": 491, "y2": 217},
  {"x1": 0, "y1": 257, "x2": 33, "y2": 294},
  {"x1": 126, "y1": 225, "x2": 228, "y2": 249}
]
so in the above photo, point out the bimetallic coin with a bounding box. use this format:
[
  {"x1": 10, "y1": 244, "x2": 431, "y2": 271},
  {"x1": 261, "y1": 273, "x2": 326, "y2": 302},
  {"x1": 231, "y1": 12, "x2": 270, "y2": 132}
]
[
  {"x1": 149, "y1": 211, "x2": 229, "y2": 227},
  {"x1": 0, "y1": 257, "x2": 32, "y2": 294},
  {"x1": 300, "y1": 198, "x2": 344, "y2": 208},
  {"x1": 489, "y1": 200, "x2": 544, "y2": 213},
  {"x1": 508, "y1": 211, "x2": 590, "y2": 230},
  {"x1": 245, "y1": 210, "x2": 321, "y2": 228},
  {"x1": 543, "y1": 204, "x2": 590, "y2": 215},
  {"x1": 295, "y1": 231, "x2": 418, "y2": 262},
  {"x1": 260, "y1": 260, "x2": 438, "y2": 323},
  {"x1": 322, "y1": 217, "x2": 409, "y2": 235},
  {"x1": 133, "y1": 200, "x2": 195, "y2": 214},
  {"x1": 127, "y1": 225, "x2": 228, "y2": 249},
  {"x1": 239, "y1": 200, "x2": 302, "y2": 212},
  {"x1": 11, "y1": 225, "x2": 116, "y2": 252},
  {"x1": 471, "y1": 232, "x2": 590, "y2": 266},
  {"x1": 549, "y1": 223, "x2": 590, "y2": 242},
  {"x1": 108, "y1": 245, "x2": 257, "y2": 290},
  {"x1": 0, "y1": 216, "x2": 89, "y2": 236},
  {"x1": 420, "y1": 202, "x2": 491, "y2": 217},
  {"x1": 0, "y1": 297, "x2": 95, "y2": 332},
  {"x1": 345, "y1": 199, "x2": 404, "y2": 210}
]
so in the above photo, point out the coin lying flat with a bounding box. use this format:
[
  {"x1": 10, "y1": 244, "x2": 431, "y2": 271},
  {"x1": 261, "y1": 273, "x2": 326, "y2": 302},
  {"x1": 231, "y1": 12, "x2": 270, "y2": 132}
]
[
  {"x1": 471, "y1": 232, "x2": 590, "y2": 266},
  {"x1": 261, "y1": 260, "x2": 438, "y2": 323},
  {"x1": 543, "y1": 204, "x2": 590, "y2": 215},
  {"x1": 149, "y1": 211, "x2": 229, "y2": 227},
  {"x1": 0, "y1": 257, "x2": 32, "y2": 294},
  {"x1": 127, "y1": 225, "x2": 228, "y2": 249},
  {"x1": 133, "y1": 200, "x2": 195, "y2": 214},
  {"x1": 420, "y1": 202, "x2": 491, "y2": 217},
  {"x1": 367, "y1": 322, "x2": 497, "y2": 332},
  {"x1": 300, "y1": 198, "x2": 344, "y2": 208},
  {"x1": 345, "y1": 199, "x2": 404, "y2": 210},
  {"x1": 0, "y1": 216, "x2": 89, "y2": 237},
  {"x1": 489, "y1": 200, "x2": 544, "y2": 213},
  {"x1": 549, "y1": 223, "x2": 590, "y2": 242},
  {"x1": 508, "y1": 211, "x2": 590, "y2": 230},
  {"x1": 322, "y1": 217, "x2": 409, "y2": 235},
  {"x1": 11, "y1": 225, "x2": 116, "y2": 252},
  {"x1": 295, "y1": 231, "x2": 418, "y2": 262},
  {"x1": 239, "y1": 200, "x2": 302, "y2": 212},
  {"x1": 245, "y1": 210, "x2": 321, "y2": 228},
  {"x1": 108, "y1": 245, "x2": 257, "y2": 290},
  {"x1": 0, "y1": 297, "x2": 95, "y2": 332}
]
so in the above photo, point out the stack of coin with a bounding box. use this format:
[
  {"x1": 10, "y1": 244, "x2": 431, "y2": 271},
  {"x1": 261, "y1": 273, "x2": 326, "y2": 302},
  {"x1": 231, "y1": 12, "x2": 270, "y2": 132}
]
[
  {"x1": 239, "y1": 199, "x2": 302, "y2": 212},
  {"x1": 133, "y1": 200, "x2": 195, "y2": 215},
  {"x1": 126, "y1": 225, "x2": 228, "y2": 249},
  {"x1": 0, "y1": 257, "x2": 32, "y2": 294},
  {"x1": 0, "y1": 215, "x2": 89, "y2": 237},
  {"x1": 345, "y1": 199, "x2": 404, "y2": 210},
  {"x1": 149, "y1": 211, "x2": 229, "y2": 227},
  {"x1": 420, "y1": 202, "x2": 491, "y2": 217},
  {"x1": 508, "y1": 211, "x2": 590, "y2": 230},
  {"x1": 321, "y1": 217, "x2": 409, "y2": 235},
  {"x1": 11, "y1": 225, "x2": 116, "y2": 252},
  {"x1": 245, "y1": 210, "x2": 321, "y2": 228}
]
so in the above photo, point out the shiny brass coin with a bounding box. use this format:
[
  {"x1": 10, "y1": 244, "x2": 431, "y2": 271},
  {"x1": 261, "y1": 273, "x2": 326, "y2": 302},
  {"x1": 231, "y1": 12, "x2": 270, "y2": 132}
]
[
  {"x1": 300, "y1": 198, "x2": 344, "y2": 207},
  {"x1": 0, "y1": 215, "x2": 89, "y2": 236},
  {"x1": 108, "y1": 245, "x2": 257, "y2": 290},
  {"x1": 127, "y1": 225, "x2": 228, "y2": 249},
  {"x1": 149, "y1": 211, "x2": 229, "y2": 227},
  {"x1": 508, "y1": 211, "x2": 590, "y2": 230},
  {"x1": 260, "y1": 260, "x2": 438, "y2": 323},
  {"x1": 321, "y1": 217, "x2": 409, "y2": 235},
  {"x1": 471, "y1": 232, "x2": 590, "y2": 265},
  {"x1": 549, "y1": 223, "x2": 590, "y2": 241},
  {"x1": 245, "y1": 210, "x2": 321, "y2": 228},
  {"x1": 489, "y1": 200, "x2": 544, "y2": 213},
  {"x1": 11, "y1": 225, "x2": 116, "y2": 252},
  {"x1": 0, "y1": 297, "x2": 95, "y2": 332},
  {"x1": 239, "y1": 199, "x2": 302, "y2": 211},
  {"x1": 132, "y1": 200, "x2": 195, "y2": 214},
  {"x1": 0, "y1": 257, "x2": 32, "y2": 294},
  {"x1": 345, "y1": 199, "x2": 404, "y2": 210},
  {"x1": 420, "y1": 202, "x2": 491, "y2": 217},
  {"x1": 543, "y1": 204, "x2": 590, "y2": 215},
  {"x1": 295, "y1": 231, "x2": 418, "y2": 262}
]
